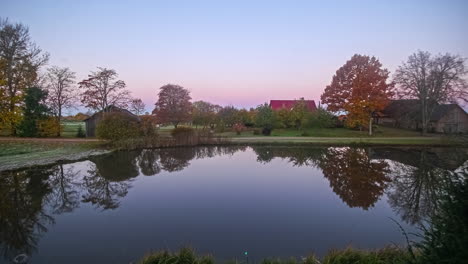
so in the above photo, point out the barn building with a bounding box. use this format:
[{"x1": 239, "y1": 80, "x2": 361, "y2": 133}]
[
  {"x1": 84, "y1": 105, "x2": 141, "y2": 137},
  {"x1": 269, "y1": 99, "x2": 317, "y2": 111},
  {"x1": 376, "y1": 100, "x2": 468, "y2": 133}
]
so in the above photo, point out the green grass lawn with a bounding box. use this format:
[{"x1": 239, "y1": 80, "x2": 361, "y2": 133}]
[
  {"x1": 61, "y1": 121, "x2": 85, "y2": 138},
  {"x1": 271, "y1": 126, "x2": 424, "y2": 137},
  {"x1": 0, "y1": 140, "x2": 105, "y2": 171},
  {"x1": 217, "y1": 126, "x2": 426, "y2": 138}
]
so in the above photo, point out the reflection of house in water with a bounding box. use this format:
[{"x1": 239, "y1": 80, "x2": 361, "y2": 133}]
[{"x1": 370, "y1": 147, "x2": 467, "y2": 171}]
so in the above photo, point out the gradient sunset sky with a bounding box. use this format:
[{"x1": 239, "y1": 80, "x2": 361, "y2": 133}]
[{"x1": 2, "y1": 0, "x2": 468, "y2": 111}]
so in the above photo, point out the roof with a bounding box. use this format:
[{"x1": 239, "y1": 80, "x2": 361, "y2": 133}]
[
  {"x1": 84, "y1": 105, "x2": 141, "y2": 122},
  {"x1": 269, "y1": 100, "x2": 317, "y2": 111},
  {"x1": 382, "y1": 100, "x2": 467, "y2": 121}
]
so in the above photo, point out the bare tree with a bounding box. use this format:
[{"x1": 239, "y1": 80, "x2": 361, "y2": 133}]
[
  {"x1": 78, "y1": 67, "x2": 131, "y2": 112},
  {"x1": 130, "y1": 98, "x2": 145, "y2": 115},
  {"x1": 394, "y1": 51, "x2": 467, "y2": 135},
  {"x1": 45, "y1": 66, "x2": 76, "y2": 136},
  {"x1": 0, "y1": 18, "x2": 49, "y2": 135}
]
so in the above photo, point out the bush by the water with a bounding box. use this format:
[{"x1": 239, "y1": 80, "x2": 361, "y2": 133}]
[
  {"x1": 140, "y1": 115, "x2": 158, "y2": 137},
  {"x1": 415, "y1": 172, "x2": 468, "y2": 264},
  {"x1": 171, "y1": 126, "x2": 196, "y2": 138},
  {"x1": 171, "y1": 127, "x2": 201, "y2": 145},
  {"x1": 96, "y1": 112, "x2": 142, "y2": 141}
]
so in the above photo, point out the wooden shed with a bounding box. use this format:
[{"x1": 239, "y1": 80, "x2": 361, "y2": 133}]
[{"x1": 84, "y1": 105, "x2": 141, "y2": 137}]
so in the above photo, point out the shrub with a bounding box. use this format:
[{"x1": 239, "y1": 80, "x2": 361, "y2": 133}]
[
  {"x1": 171, "y1": 126, "x2": 197, "y2": 145},
  {"x1": 306, "y1": 108, "x2": 336, "y2": 128},
  {"x1": 37, "y1": 117, "x2": 62, "y2": 137},
  {"x1": 140, "y1": 115, "x2": 158, "y2": 137},
  {"x1": 262, "y1": 127, "x2": 272, "y2": 136},
  {"x1": 171, "y1": 126, "x2": 195, "y2": 137},
  {"x1": 322, "y1": 247, "x2": 413, "y2": 264},
  {"x1": 76, "y1": 124, "x2": 86, "y2": 138},
  {"x1": 301, "y1": 131, "x2": 311, "y2": 137},
  {"x1": 416, "y1": 173, "x2": 468, "y2": 264},
  {"x1": 255, "y1": 103, "x2": 276, "y2": 133},
  {"x1": 96, "y1": 112, "x2": 141, "y2": 141},
  {"x1": 233, "y1": 123, "x2": 246, "y2": 135}
]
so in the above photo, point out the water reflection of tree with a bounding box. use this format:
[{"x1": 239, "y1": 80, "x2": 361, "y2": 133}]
[
  {"x1": 80, "y1": 151, "x2": 141, "y2": 210},
  {"x1": 137, "y1": 146, "x2": 249, "y2": 176},
  {"x1": 252, "y1": 146, "x2": 323, "y2": 166},
  {"x1": 47, "y1": 164, "x2": 81, "y2": 214},
  {"x1": 387, "y1": 149, "x2": 465, "y2": 225},
  {"x1": 81, "y1": 167, "x2": 131, "y2": 210},
  {"x1": 318, "y1": 147, "x2": 391, "y2": 210},
  {"x1": 0, "y1": 168, "x2": 54, "y2": 261},
  {"x1": 251, "y1": 146, "x2": 391, "y2": 210},
  {"x1": 90, "y1": 151, "x2": 140, "y2": 181}
]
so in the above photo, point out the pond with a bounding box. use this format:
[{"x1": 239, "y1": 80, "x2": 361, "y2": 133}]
[{"x1": 0, "y1": 146, "x2": 466, "y2": 263}]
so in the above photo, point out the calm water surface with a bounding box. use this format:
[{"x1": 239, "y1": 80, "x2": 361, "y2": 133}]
[{"x1": 0, "y1": 146, "x2": 466, "y2": 263}]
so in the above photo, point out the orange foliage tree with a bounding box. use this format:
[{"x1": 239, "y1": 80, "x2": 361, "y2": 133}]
[
  {"x1": 153, "y1": 84, "x2": 192, "y2": 128},
  {"x1": 321, "y1": 54, "x2": 394, "y2": 135}
]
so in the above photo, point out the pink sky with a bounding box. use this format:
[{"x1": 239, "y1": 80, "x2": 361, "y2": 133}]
[{"x1": 3, "y1": 0, "x2": 468, "y2": 113}]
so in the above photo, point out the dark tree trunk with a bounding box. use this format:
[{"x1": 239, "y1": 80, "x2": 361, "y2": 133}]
[
  {"x1": 421, "y1": 99, "x2": 427, "y2": 136},
  {"x1": 9, "y1": 99, "x2": 16, "y2": 136},
  {"x1": 57, "y1": 108, "x2": 62, "y2": 137}
]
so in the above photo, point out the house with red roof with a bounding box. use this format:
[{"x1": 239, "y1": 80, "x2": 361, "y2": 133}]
[{"x1": 269, "y1": 99, "x2": 317, "y2": 112}]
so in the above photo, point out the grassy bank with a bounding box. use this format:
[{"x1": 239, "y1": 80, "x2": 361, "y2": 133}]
[
  {"x1": 228, "y1": 136, "x2": 455, "y2": 146},
  {"x1": 0, "y1": 127, "x2": 463, "y2": 171},
  {"x1": 139, "y1": 247, "x2": 414, "y2": 264},
  {"x1": 217, "y1": 127, "x2": 426, "y2": 138},
  {"x1": 0, "y1": 139, "x2": 108, "y2": 171}
]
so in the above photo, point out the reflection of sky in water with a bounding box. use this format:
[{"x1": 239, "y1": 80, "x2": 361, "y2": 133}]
[{"x1": 1, "y1": 146, "x2": 465, "y2": 264}]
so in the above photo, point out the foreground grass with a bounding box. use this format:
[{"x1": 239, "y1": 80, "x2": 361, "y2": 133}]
[
  {"x1": 0, "y1": 140, "x2": 107, "y2": 171},
  {"x1": 139, "y1": 247, "x2": 414, "y2": 264}
]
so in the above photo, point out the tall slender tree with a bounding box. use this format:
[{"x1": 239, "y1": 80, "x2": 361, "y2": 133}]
[
  {"x1": 44, "y1": 66, "x2": 76, "y2": 136},
  {"x1": 0, "y1": 18, "x2": 49, "y2": 135},
  {"x1": 321, "y1": 54, "x2": 394, "y2": 135},
  {"x1": 394, "y1": 51, "x2": 467, "y2": 135}
]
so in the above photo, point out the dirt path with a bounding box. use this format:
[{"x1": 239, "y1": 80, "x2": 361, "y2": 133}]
[{"x1": 0, "y1": 137, "x2": 103, "y2": 142}]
